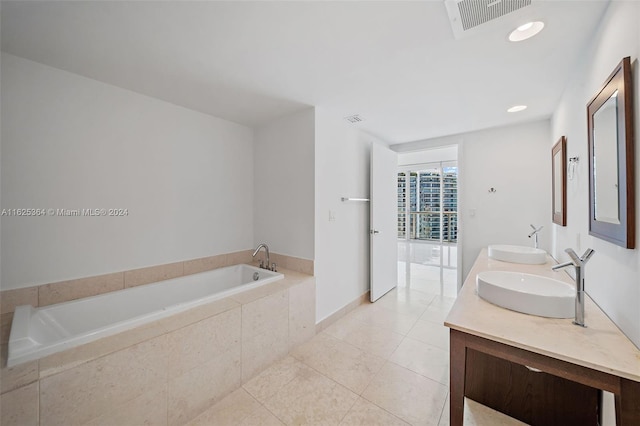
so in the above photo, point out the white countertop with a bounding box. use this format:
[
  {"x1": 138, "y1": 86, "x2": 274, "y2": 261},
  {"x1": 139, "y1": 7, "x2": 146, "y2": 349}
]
[{"x1": 445, "y1": 249, "x2": 640, "y2": 382}]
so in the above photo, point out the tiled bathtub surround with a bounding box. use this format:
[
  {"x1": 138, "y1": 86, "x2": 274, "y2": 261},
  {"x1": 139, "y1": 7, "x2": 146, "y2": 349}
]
[
  {"x1": 0, "y1": 250, "x2": 314, "y2": 344},
  {"x1": 0, "y1": 268, "x2": 315, "y2": 426}
]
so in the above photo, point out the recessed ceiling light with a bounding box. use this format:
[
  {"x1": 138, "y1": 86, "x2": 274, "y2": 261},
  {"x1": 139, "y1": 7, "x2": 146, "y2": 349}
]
[
  {"x1": 507, "y1": 105, "x2": 527, "y2": 113},
  {"x1": 509, "y1": 21, "x2": 544, "y2": 42}
]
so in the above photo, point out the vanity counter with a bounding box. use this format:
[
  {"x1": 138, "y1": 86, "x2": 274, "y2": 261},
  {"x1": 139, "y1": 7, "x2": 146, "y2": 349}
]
[
  {"x1": 445, "y1": 248, "x2": 640, "y2": 381},
  {"x1": 445, "y1": 249, "x2": 640, "y2": 426}
]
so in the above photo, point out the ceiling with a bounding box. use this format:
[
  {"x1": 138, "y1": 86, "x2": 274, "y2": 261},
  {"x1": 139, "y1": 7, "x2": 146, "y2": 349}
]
[{"x1": 0, "y1": 1, "x2": 610, "y2": 144}]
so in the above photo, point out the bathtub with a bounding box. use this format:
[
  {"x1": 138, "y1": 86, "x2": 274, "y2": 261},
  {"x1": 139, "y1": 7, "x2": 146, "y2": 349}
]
[{"x1": 8, "y1": 264, "x2": 283, "y2": 367}]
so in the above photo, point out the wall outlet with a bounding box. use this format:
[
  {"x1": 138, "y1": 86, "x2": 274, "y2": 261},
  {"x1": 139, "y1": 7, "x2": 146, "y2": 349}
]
[{"x1": 329, "y1": 210, "x2": 336, "y2": 222}]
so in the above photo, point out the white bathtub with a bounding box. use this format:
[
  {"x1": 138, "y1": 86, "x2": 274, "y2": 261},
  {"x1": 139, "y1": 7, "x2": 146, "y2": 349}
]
[{"x1": 8, "y1": 264, "x2": 283, "y2": 367}]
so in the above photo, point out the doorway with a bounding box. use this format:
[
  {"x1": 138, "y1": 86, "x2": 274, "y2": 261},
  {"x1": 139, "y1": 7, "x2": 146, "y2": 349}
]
[{"x1": 397, "y1": 160, "x2": 458, "y2": 298}]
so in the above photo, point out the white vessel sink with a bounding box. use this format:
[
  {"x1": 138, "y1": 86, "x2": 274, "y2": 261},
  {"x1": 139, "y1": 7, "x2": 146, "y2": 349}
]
[
  {"x1": 488, "y1": 245, "x2": 547, "y2": 265},
  {"x1": 476, "y1": 271, "x2": 574, "y2": 318}
]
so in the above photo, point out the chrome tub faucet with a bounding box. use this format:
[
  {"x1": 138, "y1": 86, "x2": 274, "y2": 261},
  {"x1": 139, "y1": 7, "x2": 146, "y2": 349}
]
[
  {"x1": 252, "y1": 243, "x2": 276, "y2": 271},
  {"x1": 552, "y1": 248, "x2": 595, "y2": 327}
]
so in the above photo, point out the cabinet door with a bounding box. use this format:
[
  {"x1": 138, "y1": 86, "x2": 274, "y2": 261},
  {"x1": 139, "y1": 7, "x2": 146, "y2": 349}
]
[{"x1": 465, "y1": 349, "x2": 599, "y2": 426}]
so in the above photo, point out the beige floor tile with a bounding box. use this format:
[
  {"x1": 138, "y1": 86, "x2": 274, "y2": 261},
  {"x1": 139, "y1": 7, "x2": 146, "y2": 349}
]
[
  {"x1": 390, "y1": 337, "x2": 450, "y2": 386},
  {"x1": 438, "y1": 397, "x2": 529, "y2": 426},
  {"x1": 438, "y1": 393, "x2": 450, "y2": 426},
  {"x1": 377, "y1": 287, "x2": 436, "y2": 312},
  {"x1": 362, "y1": 362, "x2": 447, "y2": 426},
  {"x1": 324, "y1": 320, "x2": 405, "y2": 359},
  {"x1": 291, "y1": 332, "x2": 385, "y2": 394},
  {"x1": 340, "y1": 397, "x2": 410, "y2": 425},
  {"x1": 186, "y1": 388, "x2": 283, "y2": 426},
  {"x1": 322, "y1": 310, "x2": 366, "y2": 340},
  {"x1": 420, "y1": 305, "x2": 453, "y2": 325},
  {"x1": 262, "y1": 363, "x2": 358, "y2": 425},
  {"x1": 464, "y1": 398, "x2": 528, "y2": 426},
  {"x1": 407, "y1": 320, "x2": 450, "y2": 351},
  {"x1": 0, "y1": 382, "x2": 38, "y2": 426},
  {"x1": 243, "y1": 356, "x2": 310, "y2": 404},
  {"x1": 348, "y1": 303, "x2": 420, "y2": 335},
  {"x1": 429, "y1": 295, "x2": 456, "y2": 310}
]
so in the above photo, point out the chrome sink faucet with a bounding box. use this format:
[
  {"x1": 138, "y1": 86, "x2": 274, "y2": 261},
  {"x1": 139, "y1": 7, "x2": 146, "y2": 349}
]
[
  {"x1": 528, "y1": 224, "x2": 543, "y2": 249},
  {"x1": 552, "y1": 248, "x2": 595, "y2": 327},
  {"x1": 252, "y1": 243, "x2": 276, "y2": 271}
]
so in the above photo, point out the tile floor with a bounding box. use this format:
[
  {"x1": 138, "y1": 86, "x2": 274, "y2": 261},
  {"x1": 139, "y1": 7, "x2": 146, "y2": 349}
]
[{"x1": 186, "y1": 284, "x2": 526, "y2": 425}]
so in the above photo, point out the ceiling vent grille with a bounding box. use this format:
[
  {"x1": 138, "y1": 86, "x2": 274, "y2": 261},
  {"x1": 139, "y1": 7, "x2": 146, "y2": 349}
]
[
  {"x1": 445, "y1": 0, "x2": 532, "y2": 38},
  {"x1": 344, "y1": 114, "x2": 365, "y2": 124}
]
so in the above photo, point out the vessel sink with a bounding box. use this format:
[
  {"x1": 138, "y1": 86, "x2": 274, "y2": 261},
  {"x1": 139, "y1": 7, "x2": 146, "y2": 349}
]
[
  {"x1": 488, "y1": 244, "x2": 547, "y2": 264},
  {"x1": 476, "y1": 271, "x2": 574, "y2": 318}
]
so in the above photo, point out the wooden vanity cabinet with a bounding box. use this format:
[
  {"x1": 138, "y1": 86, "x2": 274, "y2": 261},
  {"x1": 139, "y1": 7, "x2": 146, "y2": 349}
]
[
  {"x1": 465, "y1": 348, "x2": 599, "y2": 425},
  {"x1": 450, "y1": 329, "x2": 640, "y2": 426}
]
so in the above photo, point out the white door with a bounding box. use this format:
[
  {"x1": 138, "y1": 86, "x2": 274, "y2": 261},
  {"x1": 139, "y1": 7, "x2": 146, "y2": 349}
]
[{"x1": 370, "y1": 143, "x2": 398, "y2": 302}]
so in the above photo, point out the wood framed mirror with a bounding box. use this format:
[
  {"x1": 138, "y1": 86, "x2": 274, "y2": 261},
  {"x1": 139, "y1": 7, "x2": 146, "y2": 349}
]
[
  {"x1": 552, "y1": 136, "x2": 567, "y2": 226},
  {"x1": 587, "y1": 56, "x2": 635, "y2": 249}
]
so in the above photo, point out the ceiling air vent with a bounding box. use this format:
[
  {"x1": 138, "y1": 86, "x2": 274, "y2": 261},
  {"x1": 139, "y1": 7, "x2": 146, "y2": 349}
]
[
  {"x1": 445, "y1": 0, "x2": 532, "y2": 39},
  {"x1": 344, "y1": 114, "x2": 365, "y2": 124}
]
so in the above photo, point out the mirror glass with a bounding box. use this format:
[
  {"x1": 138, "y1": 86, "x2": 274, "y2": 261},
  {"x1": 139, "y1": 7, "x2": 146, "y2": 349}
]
[
  {"x1": 587, "y1": 56, "x2": 635, "y2": 249},
  {"x1": 553, "y1": 151, "x2": 562, "y2": 214},
  {"x1": 552, "y1": 136, "x2": 566, "y2": 226},
  {"x1": 592, "y1": 91, "x2": 620, "y2": 224}
]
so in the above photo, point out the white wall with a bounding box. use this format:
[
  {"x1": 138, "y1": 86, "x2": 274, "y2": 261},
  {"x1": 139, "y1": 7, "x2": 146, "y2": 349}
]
[
  {"x1": 314, "y1": 109, "x2": 378, "y2": 321},
  {"x1": 397, "y1": 145, "x2": 458, "y2": 167},
  {"x1": 1, "y1": 53, "x2": 254, "y2": 289},
  {"x1": 551, "y1": 1, "x2": 640, "y2": 349},
  {"x1": 253, "y1": 108, "x2": 315, "y2": 260},
  {"x1": 462, "y1": 120, "x2": 552, "y2": 279},
  {"x1": 409, "y1": 121, "x2": 552, "y2": 281}
]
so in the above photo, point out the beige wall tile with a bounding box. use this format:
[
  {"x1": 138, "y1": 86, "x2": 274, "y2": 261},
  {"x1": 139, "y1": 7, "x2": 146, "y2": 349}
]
[
  {"x1": 38, "y1": 272, "x2": 124, "y2": 306},
  {"x1": 0, "y1": 382, "x2": 38, "y2": 426},
  {"x1": 241, "y1": 290, "x2": 289, "y2": 382},
  {"x1": 0, "y1": 287, "x2": 38, "y2": 315},
  {"x1": 225, "y1": 250, "x2": 253, "y2": 266},
  {"x1": 269, "y1": 253, "x2": 314, "y2": 275},
  {"x1": 168, "y1": 307, "x2": 241, "y2": 378},
  {"x1": 184, "y1": 254, "x2": 226, "y2": 275},
  {"x1": 288, "y1": 278, "x2": 316, "y2": 350},
  {"x1": 1, "y1": 343, "x2": 38, "y2": 394},
  {"x1": 242, "y1": 290, "x2": 288, "y2": 339},
  {"x1": 40, "y1": 335, "x2": 168, "y2": 426},
  {"x1": 124, "y1": 261, "x2": 184, "y2": 288},
  {"x1": 39, "y1": 297, "x2": 240, "y2": 379},
  {"x1": 1, "y1": 312, "x2": 13, "y2": 345},
  {"x1": 85, "y1": 386, "x2": 168, "y2": 426},
  {"x1": 230, "y1": 279, "x2": 290, "y2": 306},
  {"x1": 242, "y1": 325, "x2": 289, "y2": 383},
  {"x1": 168, "y1": 345, "x2": 241, "y2": 426}
]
